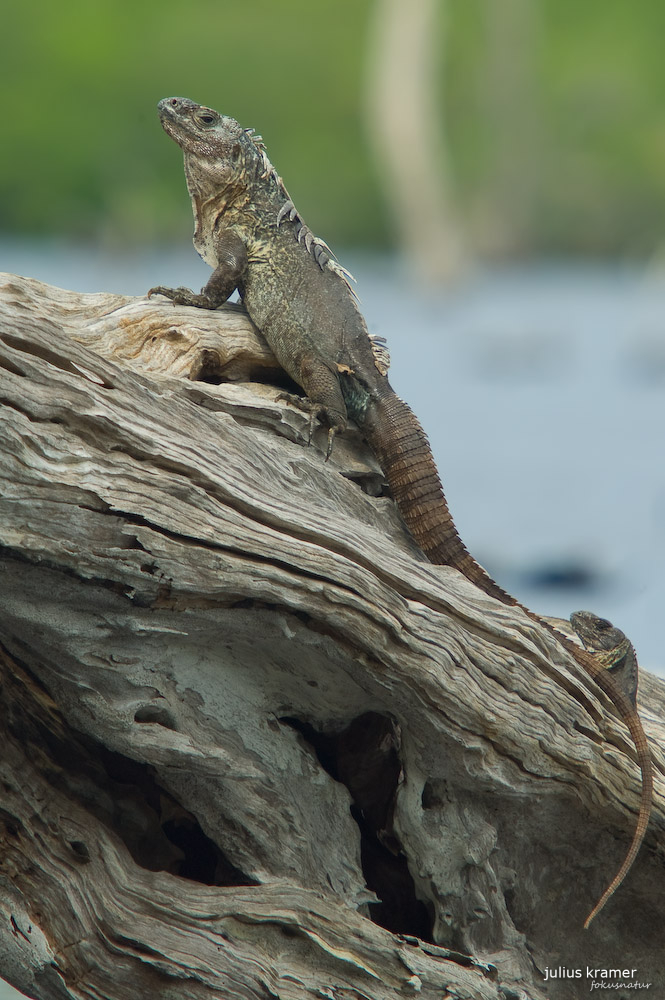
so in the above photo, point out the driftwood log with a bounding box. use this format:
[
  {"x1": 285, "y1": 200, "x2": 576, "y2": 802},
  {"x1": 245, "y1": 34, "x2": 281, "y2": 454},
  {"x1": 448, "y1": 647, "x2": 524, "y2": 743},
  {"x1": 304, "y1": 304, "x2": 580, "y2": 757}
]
[{"x1": 0, "y1": 273, "x2": 663, "y2": 1000}]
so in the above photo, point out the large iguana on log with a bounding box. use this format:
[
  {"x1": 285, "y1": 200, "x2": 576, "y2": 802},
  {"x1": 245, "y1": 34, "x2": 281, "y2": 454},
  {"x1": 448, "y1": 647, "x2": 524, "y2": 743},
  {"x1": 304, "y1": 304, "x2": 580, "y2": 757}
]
[{"x1": 148, "y1": 96, "x2": 652, "y2": 928}]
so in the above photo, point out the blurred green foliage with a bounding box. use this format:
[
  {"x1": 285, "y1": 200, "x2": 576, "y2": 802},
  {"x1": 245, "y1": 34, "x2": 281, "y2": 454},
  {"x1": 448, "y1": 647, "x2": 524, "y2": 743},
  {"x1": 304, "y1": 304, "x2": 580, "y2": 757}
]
[{"x1": 1, "y1": 0, "x2": 664, "y2": 256}]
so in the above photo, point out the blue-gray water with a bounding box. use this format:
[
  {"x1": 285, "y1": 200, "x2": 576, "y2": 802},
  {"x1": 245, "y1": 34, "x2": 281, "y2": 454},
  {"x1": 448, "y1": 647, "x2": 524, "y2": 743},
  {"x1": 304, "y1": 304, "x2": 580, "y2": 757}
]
[{"x1": 0, "y1": 242, "x2": 664, "y2": 996}]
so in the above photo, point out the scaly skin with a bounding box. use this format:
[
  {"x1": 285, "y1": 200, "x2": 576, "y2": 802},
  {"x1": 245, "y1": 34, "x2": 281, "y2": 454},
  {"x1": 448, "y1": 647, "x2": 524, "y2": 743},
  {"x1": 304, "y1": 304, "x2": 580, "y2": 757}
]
[
  {"x1": 149, "y1": 97, "x2": 652, "y2": 927},
  {"x1": 570, "y1": 610, "x2": 639, "y2": 709},
  {"x1": 568, "y1": 611, "x2": 645, "y2": 926}
]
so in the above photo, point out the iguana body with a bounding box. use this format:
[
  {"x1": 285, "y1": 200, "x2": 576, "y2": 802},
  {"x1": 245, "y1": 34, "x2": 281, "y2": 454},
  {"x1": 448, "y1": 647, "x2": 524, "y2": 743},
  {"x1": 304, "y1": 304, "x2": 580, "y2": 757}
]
[{"x1": 149, "y1": 97, "x2": 652, "y2": 926}]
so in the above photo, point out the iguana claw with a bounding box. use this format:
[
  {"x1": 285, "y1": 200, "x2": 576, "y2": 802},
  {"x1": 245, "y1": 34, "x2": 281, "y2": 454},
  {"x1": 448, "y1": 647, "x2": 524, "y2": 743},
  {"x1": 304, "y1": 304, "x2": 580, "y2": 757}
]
[
  {"x1": 276, "y1": 392, "x2": 341, "y2": 460},
  {"x1": 325, "y1": 426, "x2": 338, "y2": 461}
]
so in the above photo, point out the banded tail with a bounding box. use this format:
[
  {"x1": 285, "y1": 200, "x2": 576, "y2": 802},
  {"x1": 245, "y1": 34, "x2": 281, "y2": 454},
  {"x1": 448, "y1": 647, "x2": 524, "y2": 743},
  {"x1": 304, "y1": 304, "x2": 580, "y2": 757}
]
[{"x1": 363, "y1": 387, "x2": 515, "y2": 603}]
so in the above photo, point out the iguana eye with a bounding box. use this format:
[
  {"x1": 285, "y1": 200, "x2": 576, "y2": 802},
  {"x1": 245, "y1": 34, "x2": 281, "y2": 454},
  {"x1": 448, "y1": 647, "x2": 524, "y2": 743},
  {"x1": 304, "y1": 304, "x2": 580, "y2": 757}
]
[{"x1": 197, "y1": 112, "x2": 217, "y2": 126}]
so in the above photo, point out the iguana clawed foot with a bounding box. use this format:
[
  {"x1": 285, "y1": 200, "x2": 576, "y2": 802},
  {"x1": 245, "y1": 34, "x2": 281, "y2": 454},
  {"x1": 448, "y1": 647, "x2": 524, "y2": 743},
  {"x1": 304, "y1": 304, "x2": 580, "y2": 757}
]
[
  {"x1": 147, "y1": 285, "x2": 218, "y2": 310},
  {"x1": 276, "y1": 392, "x2": 343, "y2": 460}
]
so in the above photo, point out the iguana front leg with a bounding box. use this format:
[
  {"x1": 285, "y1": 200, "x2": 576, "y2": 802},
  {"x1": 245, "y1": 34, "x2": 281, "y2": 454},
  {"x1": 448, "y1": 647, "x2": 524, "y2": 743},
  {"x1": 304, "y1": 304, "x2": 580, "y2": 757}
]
[{"x1": 148, "y1": 228, "x2": 248, "y2": 309}]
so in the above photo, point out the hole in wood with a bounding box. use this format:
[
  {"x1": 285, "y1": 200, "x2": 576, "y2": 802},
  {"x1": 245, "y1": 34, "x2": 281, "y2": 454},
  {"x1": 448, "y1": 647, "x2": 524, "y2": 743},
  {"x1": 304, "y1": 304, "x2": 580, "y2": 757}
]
[
  {"x1": 96, "y1": 747, "x2": 258, "y2": 887},
  {"x1": 134, "y1": 703, "x2": 178, "y2": 731},
  {"x1": 281, "y1": 712, "x2": 433, "y2": 942},
  {"x1": 4, "y1": 671, "x2": 256, "y2": 888}
]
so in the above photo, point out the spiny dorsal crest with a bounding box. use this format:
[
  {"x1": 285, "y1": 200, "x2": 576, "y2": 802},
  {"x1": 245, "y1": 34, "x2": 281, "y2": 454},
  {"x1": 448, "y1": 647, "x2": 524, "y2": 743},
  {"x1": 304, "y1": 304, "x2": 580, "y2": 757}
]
[
  {"x1": 243, "y1": 126, "x2": 357, "y2": 295},
  {"x1": 368, "y1": 335, "x2": 391, "y2": 376}
]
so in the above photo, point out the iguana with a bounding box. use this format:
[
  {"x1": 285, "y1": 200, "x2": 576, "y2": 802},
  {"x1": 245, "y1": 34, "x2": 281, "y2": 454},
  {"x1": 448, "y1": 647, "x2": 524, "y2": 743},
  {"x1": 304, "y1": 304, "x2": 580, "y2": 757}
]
[
  {"x1": 546, "y1": 609, "x2": 644, "y2": 923},
  {"x1": 569, "y1": 611, "x2": 639, "y2": 710},
  {"x1": 148, "y1": 96, "x2": 652, "y2": 927}
]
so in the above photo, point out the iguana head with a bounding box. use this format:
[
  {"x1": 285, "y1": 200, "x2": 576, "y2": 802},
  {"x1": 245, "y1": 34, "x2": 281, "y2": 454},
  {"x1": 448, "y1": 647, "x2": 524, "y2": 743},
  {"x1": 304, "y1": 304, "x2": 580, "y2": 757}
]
[
  {"x1": 157, "y1": 96, "x2": 268, "y2": 205},
  {"x1": 157, "y1": 97, "x2": 244, "y2": 161},
  {"x1": 569, "y1": 610, "x2": 628, "y2": 656}
]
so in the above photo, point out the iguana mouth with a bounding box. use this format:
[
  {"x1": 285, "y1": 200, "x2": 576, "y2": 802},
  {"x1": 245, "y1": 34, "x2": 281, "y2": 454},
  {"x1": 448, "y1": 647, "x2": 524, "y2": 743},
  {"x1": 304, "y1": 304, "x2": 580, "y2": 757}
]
[{"x1": 157, "y1": 97, "x2": 202, "y2": 146}]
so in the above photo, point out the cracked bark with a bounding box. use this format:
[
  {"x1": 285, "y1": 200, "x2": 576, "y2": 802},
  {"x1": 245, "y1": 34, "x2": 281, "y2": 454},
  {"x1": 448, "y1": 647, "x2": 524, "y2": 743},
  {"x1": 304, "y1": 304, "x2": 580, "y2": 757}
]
[{"x1": 0, "y1": 273, "x2": 663, "y2": 1000}]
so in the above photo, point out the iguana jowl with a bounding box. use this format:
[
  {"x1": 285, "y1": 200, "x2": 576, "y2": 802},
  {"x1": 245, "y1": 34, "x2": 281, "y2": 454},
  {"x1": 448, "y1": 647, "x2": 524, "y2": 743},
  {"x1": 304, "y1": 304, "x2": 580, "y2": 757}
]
[{"x1": 149, "y1": 96, "x2": 652, "y2": 927}]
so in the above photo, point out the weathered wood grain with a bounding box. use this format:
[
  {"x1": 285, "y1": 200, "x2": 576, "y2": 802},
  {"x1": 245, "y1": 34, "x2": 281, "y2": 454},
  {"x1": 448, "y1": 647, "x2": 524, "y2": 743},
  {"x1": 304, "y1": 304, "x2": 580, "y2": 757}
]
[{"x1": 0, "y1": 273, "x2": 663, "y2": 1000}]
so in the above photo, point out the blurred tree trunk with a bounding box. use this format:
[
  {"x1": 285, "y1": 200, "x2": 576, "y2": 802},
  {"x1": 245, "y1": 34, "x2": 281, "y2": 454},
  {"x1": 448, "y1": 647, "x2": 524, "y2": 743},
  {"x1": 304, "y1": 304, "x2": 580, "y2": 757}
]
[
  {"x1": 364, "y1": 0, "x2": 466, "y2": 282},
  {"x1": 0, "y1": 274, "x2": 663, "y2": 1000},
  {"x1": 477, "y1": 0, "x2": 542, "y2": 253}
]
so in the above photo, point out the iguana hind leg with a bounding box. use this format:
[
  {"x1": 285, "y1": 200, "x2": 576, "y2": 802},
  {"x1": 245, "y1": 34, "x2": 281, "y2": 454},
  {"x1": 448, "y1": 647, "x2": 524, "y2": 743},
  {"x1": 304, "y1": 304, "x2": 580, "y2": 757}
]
[{"x1": 278, "y1": 355, "x2": 347, "y2": 459}]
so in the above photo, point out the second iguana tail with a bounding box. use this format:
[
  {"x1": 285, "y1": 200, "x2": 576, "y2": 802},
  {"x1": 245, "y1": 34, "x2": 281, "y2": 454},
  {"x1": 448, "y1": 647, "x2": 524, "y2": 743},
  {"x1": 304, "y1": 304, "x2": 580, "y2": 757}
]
[
  {"x1": 362, "y1": 381, "x2": 652, "y2": 928},
  {"x1": 578, "y1": 662, "x2": 653, "y2": 927}
]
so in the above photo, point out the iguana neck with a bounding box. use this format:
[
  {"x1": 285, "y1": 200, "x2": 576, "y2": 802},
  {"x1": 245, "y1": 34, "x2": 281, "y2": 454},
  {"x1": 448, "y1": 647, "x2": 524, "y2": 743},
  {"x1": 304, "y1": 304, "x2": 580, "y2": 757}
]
[{"x1": 184, "y1": 147, "x2": 278, "y2": 267}]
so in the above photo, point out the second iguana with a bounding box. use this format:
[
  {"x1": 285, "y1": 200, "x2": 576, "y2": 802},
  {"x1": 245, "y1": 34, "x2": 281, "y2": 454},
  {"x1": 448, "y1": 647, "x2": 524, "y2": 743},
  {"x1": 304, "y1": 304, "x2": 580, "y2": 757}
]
[{"x1": 148, "y1": 96, "x2": 652, "y2": 928}]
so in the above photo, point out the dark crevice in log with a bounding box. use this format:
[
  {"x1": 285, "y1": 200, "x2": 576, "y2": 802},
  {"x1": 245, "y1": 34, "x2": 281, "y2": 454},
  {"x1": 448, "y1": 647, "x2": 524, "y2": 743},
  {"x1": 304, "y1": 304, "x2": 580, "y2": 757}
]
[
  {"x1": 0, "y1": 354, "x2": 26, "y2": 377},
  {"x1": 282, "y1": 712, "x2": 433, "y2": 942},
  {"x1": 0, "y1": 335, "x2": 115, "y2": 391},
  {"x1": 1, "y1": 644, "x2": 256, "y2": 889},
  {"x1": 190, "y1": 345, "x2": 300, "y2": 392},
  {"x1": 356, "y1": 812, "x2": 434, "y2": 941},
  {"x1": 0, "y1": 545, "x2": 132, "y2": 600},
  {"x1": 134, "y1": 703, "x2": 178, "y2": 730},
  {"x1": 160, "y1": 815, "x2": 253, "y2": 886},
  {"x1": 188, "y1": 347, "x2": 226, "y2": 384},
  {"x1": 341, "y1": 469, "x2": 391, "y2": 498}
]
